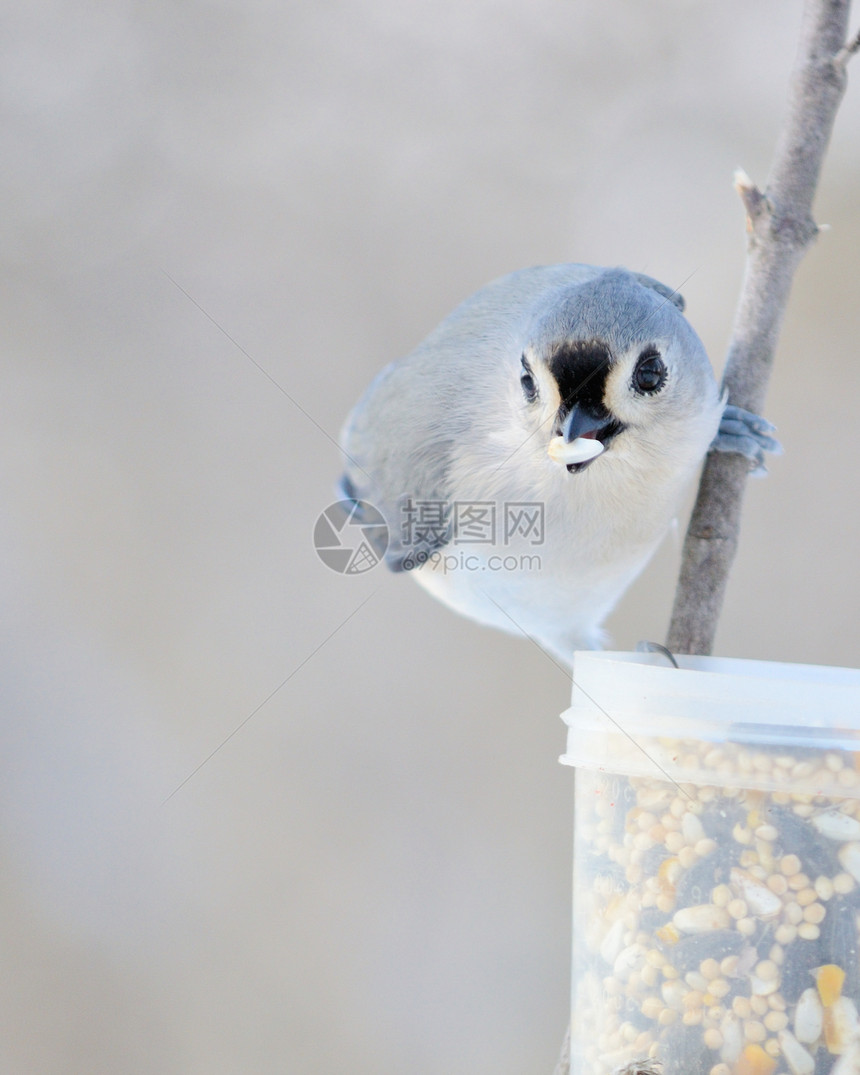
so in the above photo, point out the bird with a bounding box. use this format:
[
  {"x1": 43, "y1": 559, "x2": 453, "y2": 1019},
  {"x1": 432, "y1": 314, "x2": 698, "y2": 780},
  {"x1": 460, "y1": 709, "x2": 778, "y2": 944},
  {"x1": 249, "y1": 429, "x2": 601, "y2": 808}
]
[{"x1": 337, "y1": 263, "x2": 777, "y2": 665}]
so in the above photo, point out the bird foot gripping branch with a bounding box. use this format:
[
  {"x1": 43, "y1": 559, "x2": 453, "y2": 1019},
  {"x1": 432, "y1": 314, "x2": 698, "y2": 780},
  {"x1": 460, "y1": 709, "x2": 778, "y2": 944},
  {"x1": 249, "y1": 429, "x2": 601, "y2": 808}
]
[{"x1": 711, "y1": 404, "x2": 782, "y2": 477}]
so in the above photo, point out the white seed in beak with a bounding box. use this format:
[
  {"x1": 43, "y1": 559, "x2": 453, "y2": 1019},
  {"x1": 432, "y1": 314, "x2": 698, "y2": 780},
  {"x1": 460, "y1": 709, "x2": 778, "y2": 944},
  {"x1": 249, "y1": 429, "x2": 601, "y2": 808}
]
[{"x1": 548, "y1": 435, "x2": 605, "y2": 465}]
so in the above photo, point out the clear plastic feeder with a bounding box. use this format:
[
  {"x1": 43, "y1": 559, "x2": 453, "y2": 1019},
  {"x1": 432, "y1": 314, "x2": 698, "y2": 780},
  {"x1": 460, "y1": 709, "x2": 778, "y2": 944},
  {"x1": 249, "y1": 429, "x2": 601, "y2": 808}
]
[{"x1": 560, "y1": 652, "x2": 860, "y2": 1075}]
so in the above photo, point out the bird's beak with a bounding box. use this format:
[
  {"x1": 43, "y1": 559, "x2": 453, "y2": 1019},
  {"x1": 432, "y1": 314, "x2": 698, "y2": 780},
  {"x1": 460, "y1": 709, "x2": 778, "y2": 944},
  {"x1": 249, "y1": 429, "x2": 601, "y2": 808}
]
[{"x1": 547, "y1": 405, "x2": 607, "y2": 468}]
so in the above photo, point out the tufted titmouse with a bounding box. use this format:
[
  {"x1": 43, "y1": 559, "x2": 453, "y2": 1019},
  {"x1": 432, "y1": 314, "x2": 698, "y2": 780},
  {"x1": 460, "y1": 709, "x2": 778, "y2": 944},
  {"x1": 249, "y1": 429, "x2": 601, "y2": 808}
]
[{"x1": 338, "y1": 264, "x2": 777, "y2": 664}]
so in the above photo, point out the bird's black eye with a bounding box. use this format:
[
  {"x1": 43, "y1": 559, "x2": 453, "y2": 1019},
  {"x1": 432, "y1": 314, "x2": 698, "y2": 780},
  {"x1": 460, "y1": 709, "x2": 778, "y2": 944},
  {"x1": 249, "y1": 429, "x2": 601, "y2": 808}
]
[
  {"x1": 520, "y1": 357, "x2": 538, "y2": 403},
  {"x1": 633, "y1": 351, "x2": 667, "y2": 395}
]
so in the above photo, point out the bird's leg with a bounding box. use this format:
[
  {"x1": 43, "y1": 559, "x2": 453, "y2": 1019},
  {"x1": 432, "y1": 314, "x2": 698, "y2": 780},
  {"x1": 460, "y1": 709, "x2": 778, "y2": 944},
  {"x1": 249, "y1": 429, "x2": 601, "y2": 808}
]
[{"x1": 709, "y1": 402, "x2": 782, "y2": 476}]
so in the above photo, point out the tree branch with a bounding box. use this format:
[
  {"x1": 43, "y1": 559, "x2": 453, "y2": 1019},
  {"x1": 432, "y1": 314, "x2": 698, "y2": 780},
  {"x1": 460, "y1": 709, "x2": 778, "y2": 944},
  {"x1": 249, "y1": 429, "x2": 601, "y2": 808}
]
[{"x1": 666, "y1": 0, "x2": 856, "y2": 656}]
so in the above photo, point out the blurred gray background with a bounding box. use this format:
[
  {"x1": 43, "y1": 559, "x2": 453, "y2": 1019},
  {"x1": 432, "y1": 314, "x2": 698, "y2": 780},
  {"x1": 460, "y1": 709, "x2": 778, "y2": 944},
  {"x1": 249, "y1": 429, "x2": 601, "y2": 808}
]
[{"x1": 2, "y1": 1, "x2": 859, "y2": 1072}]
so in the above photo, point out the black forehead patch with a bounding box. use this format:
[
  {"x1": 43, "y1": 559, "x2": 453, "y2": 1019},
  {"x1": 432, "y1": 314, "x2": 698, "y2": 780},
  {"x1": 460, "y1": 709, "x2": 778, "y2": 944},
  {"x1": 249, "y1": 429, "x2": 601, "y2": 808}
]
[{"x1": 549, "y1": 341, "x2": 612, "y2": 415}]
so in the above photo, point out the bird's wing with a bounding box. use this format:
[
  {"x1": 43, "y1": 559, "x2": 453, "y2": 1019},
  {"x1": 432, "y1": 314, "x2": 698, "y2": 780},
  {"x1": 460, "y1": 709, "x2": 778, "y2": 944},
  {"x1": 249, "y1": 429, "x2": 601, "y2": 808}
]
[{"x1": 338, "y1": 356, "x2": 456, "y2": 571}]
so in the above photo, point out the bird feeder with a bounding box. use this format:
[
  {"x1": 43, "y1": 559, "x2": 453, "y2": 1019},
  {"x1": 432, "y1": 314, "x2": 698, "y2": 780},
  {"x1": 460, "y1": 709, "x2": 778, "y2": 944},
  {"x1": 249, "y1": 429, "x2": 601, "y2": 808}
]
[{"x1": 560, "y1": 651, "x2": 860, "y2": 1075}]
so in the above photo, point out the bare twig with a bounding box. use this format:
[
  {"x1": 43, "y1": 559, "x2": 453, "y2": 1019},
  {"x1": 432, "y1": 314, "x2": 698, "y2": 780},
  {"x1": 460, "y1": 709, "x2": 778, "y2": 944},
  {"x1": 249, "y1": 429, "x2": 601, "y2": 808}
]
[
  {"x1": 835, "y1": 23, "x2": 860, "y2": 64},
  {"x1": 556, "y1": 3, "x2": 856, "y2": 1071},
  {"x1": 666, "y1": 0, "x2": 856, "y2": 655}
]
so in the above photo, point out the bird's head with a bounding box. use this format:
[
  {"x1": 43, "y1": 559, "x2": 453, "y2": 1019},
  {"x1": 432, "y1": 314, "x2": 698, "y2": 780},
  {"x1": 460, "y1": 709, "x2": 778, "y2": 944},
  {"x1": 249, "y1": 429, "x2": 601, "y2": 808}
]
[{"x1": 518, "y1": 268, "x2": 720, "y2": 474}]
